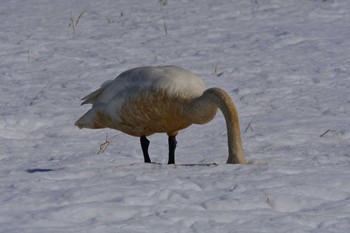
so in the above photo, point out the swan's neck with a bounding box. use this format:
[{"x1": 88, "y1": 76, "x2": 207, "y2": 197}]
[{"x1": 190, "y1": 88, "x2": 245, "y2": 164}]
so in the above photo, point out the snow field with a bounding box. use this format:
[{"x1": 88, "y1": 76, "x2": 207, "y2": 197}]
[{"x1": 1, "y1": 0, "x2": 350, "y2": 232}]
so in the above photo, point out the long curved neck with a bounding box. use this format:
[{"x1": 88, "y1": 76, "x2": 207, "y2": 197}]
[{"x1": 193, "y1": 87, "x2": 246, "y2": 164}]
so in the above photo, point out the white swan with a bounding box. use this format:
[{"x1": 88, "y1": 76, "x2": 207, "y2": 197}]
[{"x1": 75, "y1": 66, "x2": 245, "y2": 164}]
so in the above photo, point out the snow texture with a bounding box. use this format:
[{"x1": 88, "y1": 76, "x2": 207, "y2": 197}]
[{"x1": 1, "y1": 0, "x2": 350, "y2": 232}]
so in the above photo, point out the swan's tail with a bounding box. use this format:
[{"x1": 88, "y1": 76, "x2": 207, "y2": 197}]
[
  {"x1": 81, "y1": 80, "x2": 113, "y2": 105},
  {"x1": 75, "y1": 105, "x2": 109, "y2": 129},
  {"x1": 75, "y1": 110, "x2": 94, "y2": 129}
]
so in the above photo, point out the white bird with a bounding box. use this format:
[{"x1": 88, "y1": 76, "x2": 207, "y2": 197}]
[{"x1": 75, "y1": 66, "x2": 245, "y2": 164}]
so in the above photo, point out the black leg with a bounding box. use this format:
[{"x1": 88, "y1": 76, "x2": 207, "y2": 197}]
[
  {"x1": 168, "y1": 136, "x2": 177, "y2": 164},
  {"x1": 140, "y1": 136, "x2": 151, "y2": 163}
]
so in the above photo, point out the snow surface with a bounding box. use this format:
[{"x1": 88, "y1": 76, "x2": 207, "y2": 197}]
[{"x1": 1, "y1": 0, "x2": 350, "y2": 232}]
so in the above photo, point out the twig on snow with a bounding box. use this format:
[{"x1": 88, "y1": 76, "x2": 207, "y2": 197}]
[
  {"x1": 244, "y1": 113, "x2": 258, "y2": 134},
  {"x1": 97, "y1": 133, "x2": 117, "y2": 155},
  {"x1": 68, "y1": 11, "x2": 86, "y2": 33},
  {"x1": 319, "y1": 129, "x2": 340, "y2": 138},
  {"x1": 29, "y1": 84, "x2": 47, "y2": 106},
  {"x1": 158, "y1": 0, "x2": 168, "y2": 35},
  {"x1": 212, "y1": 64, "x2": 224, "y2": 77},
  {"x1": 25, "y1": 34, "x2": 33, "y2": 62}
]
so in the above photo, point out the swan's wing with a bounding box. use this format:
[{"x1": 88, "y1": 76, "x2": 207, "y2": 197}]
[{"x1": 80, "y1": 66, "x2": 206, "y2": 106}]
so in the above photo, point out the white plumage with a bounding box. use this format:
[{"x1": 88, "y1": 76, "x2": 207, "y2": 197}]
[{"x1": 75, "y1": 66, "x2": 245, "y2": 164}]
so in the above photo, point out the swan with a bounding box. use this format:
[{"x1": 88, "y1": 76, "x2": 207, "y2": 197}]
[{"x1": 75, "y1": 66, "x2": 245, "y2": 164}]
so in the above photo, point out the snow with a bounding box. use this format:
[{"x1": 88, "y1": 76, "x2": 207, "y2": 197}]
[{"x1": 1, "y1": 0, "x2": 350, "y2": 232}]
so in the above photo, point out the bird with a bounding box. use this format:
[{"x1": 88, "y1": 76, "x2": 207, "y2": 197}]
[{"x1": 75, "y1": 66, "x2": 245, "y2": 164}]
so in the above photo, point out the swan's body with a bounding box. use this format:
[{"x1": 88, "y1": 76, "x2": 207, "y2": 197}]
[{"x1": 75, "y1": 66, "x2": 245, "y2": 164}]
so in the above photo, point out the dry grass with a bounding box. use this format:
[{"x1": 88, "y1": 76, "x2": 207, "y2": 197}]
[
  {"x1": 106, "y1": 10, "x2": 123, "y2": 24},
  {"x1": 97, "y1": 133, "x2": 117, "y2": 154},
  {"x1": 244, "y1": 113, "x2": 258, "y2": 134},
  {"x1": 319, "y1": 129, "x2": 340, "y2": 138},
  {"x1": 25, "y1": 34, "x2": 32, "y2": 62},
  {"x1": 68, "y1": 11, "x2": 86, "y2": 33},
  {"x1": 265, "y1": 193, "x2": 273, "y2": 208},
  {"x1": 212, "y1": 64, "x2": 224, "y2": 77},
  {"x1": 29, "y1": 84, "x2": 47, "y2": 106},
  {"x1": 105, "y1": 16, "x2": 113, "y2": 24},
  {"x1": 163, "y1": 18, "x2": 168, "y2": 35},
  {"x1": 159, "y1": 0, "x2": 168, "y2": 35}
]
